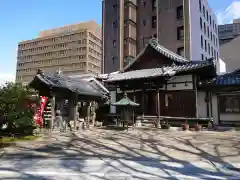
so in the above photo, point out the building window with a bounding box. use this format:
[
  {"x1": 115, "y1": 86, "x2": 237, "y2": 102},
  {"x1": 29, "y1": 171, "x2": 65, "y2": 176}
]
[
  {"x1": 152, "y1": 16, "x2": 157, "y2": 28},
  {"x1": 204, "y1": 22, "x2": 206, "y2": 34},
  {"x1": 200, "y1": 17, "x2": 202, "y2": 29},
  {"x1": 201, "y1": 54, "x2": 204, "y2": 60},
  {"x1": 199, "y1": 0, "x2": 202, "y2": 12},
  {"x1": 113, "y1": 40, "x2": 116, "y2": 47},
  {"x1": 177, "y1": 26, "x2": 184, "y2": 40},
  {"x1": 206, "y1": 11, "x2": 209, "y2": 21},
  {"x1": 203, "y1": 5, "x2": 205, "y2": 17},
  {"x1": 207, "y1": 26, "x2": 210, "y2": 37},
  {"x1": 211, "y1": 46, "x2": 213, "y2": 56},
  {"x1": 210, "y1": 16, "x2": 212, "y2": 25},
  {"x1": 208, "y1": 43, "x2": 210, "y2": 54},
  {"x1": 112, "y1": 4, "x2": 117, "y2": 9},
  {"x1": 201, "y1": 35, "x2": 203, "y2": 48},
  {"x1": 112, "y1": 21, "x2": 117, "y2": 28},
  {"x1": 152, "y1": 0, "x2": 156, "y2": 10},
  {"x1": 176, "y1": 6, "x2": 183, "y2": 20},
  {"x1": 177, "y1": 47, "x2": 184, "y2": 57},
  {"x1": 143, "y1": 1, "x2": 146, "y2": 7},
  {"x1": 112, "y1": 57, "x2": 116, "y2": 64},
  {"x1": 205, "y1": 39, "x2": 207, "y2": 51},
  {"x1": 143, "y1": 20, "x2": 146, "y2": 26}
]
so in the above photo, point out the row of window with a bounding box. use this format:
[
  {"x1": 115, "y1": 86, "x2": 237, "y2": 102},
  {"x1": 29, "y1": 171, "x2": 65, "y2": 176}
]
[
  {"x1": 18, "y1": 48, "x2": 87, "y2": 61},
  {"x1": 18, "y1": 46, "x2": 102, "y2": 62},
  {"x1": 89, "y1": 47, "x2": 101, "y2": 58},
  {"x1": 200, "y1": 35, "x2": 218, "y2": 59},
  {"x1": 18, "y1": 52, "x2": 88, "y2": 64},
  {"x1": 19, "y1": 32, "x2": 101, "y2": 50},
  {"x1": 199, "y1": 0, "x2": 217, "y2": 33},
  {"x1": 113, "y1": 0, "x2": 156, "y2": 10},
  {"x1": 88, "y1": 55, "x2": 101, "y2": 66},
  {"x1": 19, "y1": 32, "x2": 87, "y2": 49},
  {"x1": 200, "y1": 17, "x2": 218, "y2": 46},
  {"x1": 17, "y1": 62, "x2": 88, "y2": 74},
  {"x1": 18, "y1": 39, "x2": 87, "y2": 55},
  {"x1": 89, "y1": 40, "x2": 101, "y2": 51},
  {"x1": 17, "y1": 55, "x2": 88, "y2": 68},
  {"x1": 19, "y1": 39, "x2": 102, "y2": 57}
]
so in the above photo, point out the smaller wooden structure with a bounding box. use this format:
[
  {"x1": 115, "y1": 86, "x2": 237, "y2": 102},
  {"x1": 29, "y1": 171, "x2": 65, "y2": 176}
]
[
  {"x1": 29, "y1": 70, "x2": 109, "y2": 131},
  {"x1": 112, "y1": 93, "x2": 139, "y2": 129}
]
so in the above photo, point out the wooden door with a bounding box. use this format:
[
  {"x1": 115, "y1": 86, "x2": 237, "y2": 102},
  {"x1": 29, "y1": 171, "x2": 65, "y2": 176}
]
[{"x1": 163, "y1": 91, "x2": 196, "y2": 117}]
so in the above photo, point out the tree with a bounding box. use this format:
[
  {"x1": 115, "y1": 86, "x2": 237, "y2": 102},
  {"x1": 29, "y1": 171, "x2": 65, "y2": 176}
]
[{"x1": 0, "y1": 82, "x2": 38, "y2": 136}]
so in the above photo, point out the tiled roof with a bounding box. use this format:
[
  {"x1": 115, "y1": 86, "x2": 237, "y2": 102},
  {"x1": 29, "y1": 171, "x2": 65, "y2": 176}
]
[
  {"x1": 105, "y1": 62, "x2": 213, "y2": 82},
  {"x1": 200, "y1": 69, "x2": 240, "y2": 86},
  {"x1": 29, "y1": 72, "x2": 108, "y2": 98},
  {"x1": 112, "y1": 95, "x2": 139, "y2": 106},
  {"x1": 149, "y1": 39, "x2": 188, "y2": 63},
  {"x1": 122, "y1": 39, "x2": 188, "y2": 72}
]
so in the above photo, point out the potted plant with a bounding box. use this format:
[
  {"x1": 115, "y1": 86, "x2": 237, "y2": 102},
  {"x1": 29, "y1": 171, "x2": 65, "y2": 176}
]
[
  {"x1": 182, "y1": 120, "x2": 189, "y2": 131},
  {"x1": 194, "y1": 123, "x2": 202, "y2": 131},
  {"x1": 161, "y1": 121, "x2": 170, "y2": 129}
]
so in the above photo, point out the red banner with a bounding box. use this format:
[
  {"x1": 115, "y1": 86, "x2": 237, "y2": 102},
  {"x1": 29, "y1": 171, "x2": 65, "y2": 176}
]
[{"x1": 34, "y1": 96, "x2": 48, "y2": 126}]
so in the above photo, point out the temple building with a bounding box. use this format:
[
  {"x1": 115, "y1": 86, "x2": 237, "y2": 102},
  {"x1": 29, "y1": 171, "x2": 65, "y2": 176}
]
[{"x1": 97, "y1": 39, "x2": 240, "y2": 126}]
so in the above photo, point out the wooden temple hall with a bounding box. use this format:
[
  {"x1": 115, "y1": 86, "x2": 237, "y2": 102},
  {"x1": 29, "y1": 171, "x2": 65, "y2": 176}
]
[
  {"x1": 97, "y1": 39, "x2": 225, "y2": 127},
  {"x1": 29, "y1": 70, "x2": 109, "y2": 130}
]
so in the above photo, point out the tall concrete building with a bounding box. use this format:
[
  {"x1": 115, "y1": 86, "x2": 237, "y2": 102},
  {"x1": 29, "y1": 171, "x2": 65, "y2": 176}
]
[
  {"x1": 218, "y1": 19, "x2": 240, "y2": 72},
  {"x1": 102, "y1": 0, "x2": 219, "y2": 73},
  {"x1": 16, "y1": 21, "x2": 102, "y2": 84}
]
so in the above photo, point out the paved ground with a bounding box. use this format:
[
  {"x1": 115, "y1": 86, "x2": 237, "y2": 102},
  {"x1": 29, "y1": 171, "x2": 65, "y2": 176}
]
[{"x1": 1, "y1": 128, "x2": 240, "y2": 179}]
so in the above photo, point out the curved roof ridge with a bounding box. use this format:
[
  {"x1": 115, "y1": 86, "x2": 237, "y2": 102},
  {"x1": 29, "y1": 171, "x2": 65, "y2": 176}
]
[{"x1": 149, "y1": 39, "x2": 188, "y2": 62}]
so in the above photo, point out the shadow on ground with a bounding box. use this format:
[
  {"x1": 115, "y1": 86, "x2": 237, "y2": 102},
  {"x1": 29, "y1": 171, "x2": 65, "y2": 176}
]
[{"x1": 1, "y1": 128, "x2": 240, "y2": 179}]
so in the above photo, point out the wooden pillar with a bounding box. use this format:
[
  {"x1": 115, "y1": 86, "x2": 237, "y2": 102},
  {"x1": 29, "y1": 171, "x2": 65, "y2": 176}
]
[
  {"x1": 86, "y1": 101, "x2": 91, "y2": 128},
  {"x1": 194, "y1": 76, "x2": 199, "y2": 118},
  {"x1": 133, "y1": 90, "x2": 136, "y2": 126},
  {"x1": 156, "y1": 88, "x2": 160, "y2": 128},
  {"x1": 141, "y1": 89, "x2": 145, "y2": 117},
  {"x1": 73, "y1": 100, "x2": 78, "y2": 130},
  {"x1": 51, "y1": 96, "x2": 55, "y2": 131}
]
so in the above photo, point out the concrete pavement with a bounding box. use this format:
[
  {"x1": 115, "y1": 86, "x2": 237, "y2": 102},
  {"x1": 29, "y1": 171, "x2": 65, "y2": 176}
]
[
  {"x1": 1, "y1": 128, "x2": 240, "y2": 179},
  {"x1": 0, "y1": 158, "x2": 240, "y2": 179}
]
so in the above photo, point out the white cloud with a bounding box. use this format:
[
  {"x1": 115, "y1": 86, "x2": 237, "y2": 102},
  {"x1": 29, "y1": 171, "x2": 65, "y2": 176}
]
[
  {"x1": 217, "y1": 1, "x2": 240, "y2": 25},
  {"x1": 0, "y1": 73, "x2": 15, "y2": 86}
]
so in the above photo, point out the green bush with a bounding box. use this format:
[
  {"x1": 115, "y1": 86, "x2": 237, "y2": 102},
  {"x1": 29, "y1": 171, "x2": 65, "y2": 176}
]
[{"x1": 0, "y1": 82, "x2": 37, "y2": 136}]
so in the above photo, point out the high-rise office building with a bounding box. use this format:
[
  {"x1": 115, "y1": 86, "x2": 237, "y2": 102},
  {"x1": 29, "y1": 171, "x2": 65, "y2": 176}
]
[
  {"x1": 16, "y1": 21, "x2": 102, "y2": 84},
  {"x1": 218, "y1": 19, "x2": 240, "y2": 72},
  {"x1": 102, "y1": 0, "x2": 219, "y2": 73}
]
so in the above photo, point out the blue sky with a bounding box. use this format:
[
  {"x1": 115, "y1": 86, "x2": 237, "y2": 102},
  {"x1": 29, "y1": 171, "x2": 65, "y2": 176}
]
[{"x1": 0, "y1": 0, "x2": 239, "y2": 84}]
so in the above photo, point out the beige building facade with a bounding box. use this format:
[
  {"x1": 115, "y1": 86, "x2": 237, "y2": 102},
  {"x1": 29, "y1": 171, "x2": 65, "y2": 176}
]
[
  {"x1": 16, "y1": 21, "x2": 102, "y2": 84},
  {"x1": 102, "y1": 0, "x2": 219, "y2": 74}
]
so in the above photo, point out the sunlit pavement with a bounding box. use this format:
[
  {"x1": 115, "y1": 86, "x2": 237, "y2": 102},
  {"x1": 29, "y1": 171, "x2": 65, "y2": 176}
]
[
  {"x1": 0, "y1": 158, "x2": 240, "y2": 180},
  {"x1": 1, "y1": 128, "x2": 240, "y2": 179}
]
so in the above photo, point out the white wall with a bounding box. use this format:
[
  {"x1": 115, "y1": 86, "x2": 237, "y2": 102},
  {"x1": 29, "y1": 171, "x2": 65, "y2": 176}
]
[
  {"x1": 189, "y1": 0, "x2": 219, "y2": 61},
  {"x1": 117, "y1": 75, "x2": 193, "y2": 93},
  {"x1": 220, "y1": 114, "x2": 240, "y2": 123},
  {"x1": 216, "y1": 58, "x2": 226, "y2": 74},
  {"x1": 110, "y1": 91, "x2": 116, "y2": 113},
  {"x1": 197, "y1": 91, "x2": 207, "y2": 118}
]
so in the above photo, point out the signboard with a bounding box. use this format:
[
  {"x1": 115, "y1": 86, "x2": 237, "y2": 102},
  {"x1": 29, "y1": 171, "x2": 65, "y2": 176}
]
[{"x1": 219, "y1": 95, "x2": 240, "y2": 113}]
